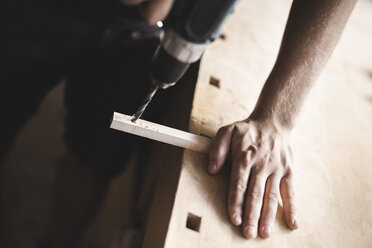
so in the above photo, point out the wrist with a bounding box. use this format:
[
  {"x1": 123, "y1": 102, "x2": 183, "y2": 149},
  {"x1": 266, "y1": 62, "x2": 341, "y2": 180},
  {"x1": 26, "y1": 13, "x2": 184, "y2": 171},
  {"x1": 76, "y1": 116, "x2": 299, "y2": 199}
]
[
  {"x1": 248, "y1": 106, "x2": 294, "y2": 134},
  {"x1": 249, "y1": 76, "x2": 300, "y2": 132}
]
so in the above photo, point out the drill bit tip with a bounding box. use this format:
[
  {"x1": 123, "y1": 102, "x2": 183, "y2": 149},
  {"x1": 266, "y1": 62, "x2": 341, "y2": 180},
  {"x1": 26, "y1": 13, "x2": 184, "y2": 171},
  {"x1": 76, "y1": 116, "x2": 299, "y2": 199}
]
[{"x1": 131, "y1": 85, "x2": 159, "y2": 122}]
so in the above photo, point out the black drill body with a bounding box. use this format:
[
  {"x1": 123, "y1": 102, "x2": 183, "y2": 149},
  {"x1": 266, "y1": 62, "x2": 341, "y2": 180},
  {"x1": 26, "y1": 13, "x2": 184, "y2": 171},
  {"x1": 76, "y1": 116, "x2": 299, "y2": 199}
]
[{"x1": 132, "y1": 0, "x2": 237, "y2": 122}]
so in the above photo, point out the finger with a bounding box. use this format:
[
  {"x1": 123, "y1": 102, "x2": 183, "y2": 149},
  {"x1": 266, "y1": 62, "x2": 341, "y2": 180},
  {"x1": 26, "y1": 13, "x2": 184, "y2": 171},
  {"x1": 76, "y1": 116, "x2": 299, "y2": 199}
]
[
  {"x1": 280, "y1": 174, "x2": 299, "y2": 230},
  {"x1": 243, "y1": 171, "x2": 267, "y2": 239},
  {"x1": 208, "y1": 125, "x2": 234, "y2": 174},
  {"x1": 259, "y1": 173, "x2": 281, "y2": 238},
  {"x1": 120, "y1": 0, "x2": 146, "y2": 6},
  {"x1": 228, "y1": 150, "x2": 253, "y2": 226},
  {"x1": 140, "y1": 0, "x2": 175, "y2": 25}
]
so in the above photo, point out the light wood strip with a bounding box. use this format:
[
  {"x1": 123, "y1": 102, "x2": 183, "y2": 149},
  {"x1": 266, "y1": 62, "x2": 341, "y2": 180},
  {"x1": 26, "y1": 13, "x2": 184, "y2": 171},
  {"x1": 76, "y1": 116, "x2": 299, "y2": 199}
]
[{"x1": 110, "y1": 112, "x2": 211, "y2": 153}]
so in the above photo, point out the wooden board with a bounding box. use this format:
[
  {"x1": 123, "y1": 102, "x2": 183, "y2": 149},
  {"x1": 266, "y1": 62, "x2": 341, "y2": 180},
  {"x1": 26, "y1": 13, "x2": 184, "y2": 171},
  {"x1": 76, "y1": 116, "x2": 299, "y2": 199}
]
[
  {"x1": 110, "y1": 112, "x2": 211, "y2": 153},
  {"x1": 142, "y1": 0, "x2": 372, "y2": 247}
]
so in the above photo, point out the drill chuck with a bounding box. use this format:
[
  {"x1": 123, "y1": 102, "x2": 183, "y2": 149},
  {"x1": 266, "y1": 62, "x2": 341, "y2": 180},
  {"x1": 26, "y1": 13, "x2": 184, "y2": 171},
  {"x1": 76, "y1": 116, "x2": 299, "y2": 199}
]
[
  {"x1": 149, "y1": 0, "x2": 237, "y2": 89},
  {"x1": 161, "y1": 30, "x2": 208, "y2": 63},
  {"x1": 149, "y1": 30, "x2": 208, "y2": 88}
]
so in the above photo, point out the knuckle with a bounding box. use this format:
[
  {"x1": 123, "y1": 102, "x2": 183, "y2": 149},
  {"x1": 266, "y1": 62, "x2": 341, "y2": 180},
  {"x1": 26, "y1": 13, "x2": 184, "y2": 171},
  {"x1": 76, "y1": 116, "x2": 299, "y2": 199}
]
[
  {"x1": 250, "y1": 187, "x2": 263, "y2": 200},
  {"x1": 254, "y1": 158, "x2": 268, "y2": 173},
  {"x1": 238, "y1": 151, "x2": 251, "y2": 168},
  {"x1": 232, "y1": 179, "x2": 247, "y2": 192},
  {"x1": 287, "y1": 191, "x2": 295, "y2": 200},
  {"x1": 266, "y1": 191, "x2": 280, "y2": 201}
]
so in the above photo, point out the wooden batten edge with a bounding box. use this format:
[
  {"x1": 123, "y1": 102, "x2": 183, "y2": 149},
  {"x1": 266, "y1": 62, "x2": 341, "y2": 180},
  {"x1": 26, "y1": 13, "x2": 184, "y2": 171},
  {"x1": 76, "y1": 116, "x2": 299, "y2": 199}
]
[{"x1": 110, "y1": 112, "x2": 211, "y2": 153}]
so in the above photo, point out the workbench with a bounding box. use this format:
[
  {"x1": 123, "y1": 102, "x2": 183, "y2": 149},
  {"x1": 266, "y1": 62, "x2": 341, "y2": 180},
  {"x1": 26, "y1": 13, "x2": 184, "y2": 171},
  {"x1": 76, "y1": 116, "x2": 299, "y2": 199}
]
[{"x1": 107, "y1": 0, "x2": 372, "y2": 247}]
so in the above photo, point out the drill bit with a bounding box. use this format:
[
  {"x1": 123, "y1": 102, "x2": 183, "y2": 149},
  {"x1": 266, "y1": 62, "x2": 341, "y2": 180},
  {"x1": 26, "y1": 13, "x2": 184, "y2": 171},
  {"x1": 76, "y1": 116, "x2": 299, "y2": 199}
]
[{"x1": 131, "y1": 85, "x2": 159, "y2": 122}]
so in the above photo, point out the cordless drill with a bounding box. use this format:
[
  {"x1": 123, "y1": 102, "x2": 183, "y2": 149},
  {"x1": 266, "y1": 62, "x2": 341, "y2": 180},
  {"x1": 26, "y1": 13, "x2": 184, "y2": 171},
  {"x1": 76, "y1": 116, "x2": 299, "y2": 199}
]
[{"x1": 132, "y1": 0, "x2": 238, "y2": 122}]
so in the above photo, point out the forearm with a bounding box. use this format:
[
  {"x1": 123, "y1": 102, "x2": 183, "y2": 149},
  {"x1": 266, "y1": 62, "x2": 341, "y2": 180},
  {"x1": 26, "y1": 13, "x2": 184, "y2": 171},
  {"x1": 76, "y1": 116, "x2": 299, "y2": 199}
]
[{"x1": 251, "y1": 0, "x2": 356, "y2": 130}]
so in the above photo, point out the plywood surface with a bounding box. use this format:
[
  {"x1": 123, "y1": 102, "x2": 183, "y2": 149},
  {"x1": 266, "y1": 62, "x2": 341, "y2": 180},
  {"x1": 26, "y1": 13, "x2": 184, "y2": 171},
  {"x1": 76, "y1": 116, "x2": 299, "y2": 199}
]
[{"x1": 151, "y1": 0, "x2": 372, "y2": 247}]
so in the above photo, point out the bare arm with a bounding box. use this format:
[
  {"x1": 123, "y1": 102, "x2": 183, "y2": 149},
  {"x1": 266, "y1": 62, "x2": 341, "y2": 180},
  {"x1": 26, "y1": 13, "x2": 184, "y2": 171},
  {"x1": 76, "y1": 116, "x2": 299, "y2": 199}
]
[
  {"x1": 252, "y1": 0, "x2": 356, "y2": 129},
  {"x1": 209, "y1": 0, "x2": 356, "y2": 239}
]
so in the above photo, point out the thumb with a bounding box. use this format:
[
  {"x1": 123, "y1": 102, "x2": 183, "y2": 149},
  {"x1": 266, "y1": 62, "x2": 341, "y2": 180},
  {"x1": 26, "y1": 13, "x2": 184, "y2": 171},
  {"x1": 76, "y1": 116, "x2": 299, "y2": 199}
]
[
  {"x1": 139, "y1": 0, "x2": 174, "y2": 25},
  {"x1": 208, "y1": 125, "x2": 234, "y2": 174}
]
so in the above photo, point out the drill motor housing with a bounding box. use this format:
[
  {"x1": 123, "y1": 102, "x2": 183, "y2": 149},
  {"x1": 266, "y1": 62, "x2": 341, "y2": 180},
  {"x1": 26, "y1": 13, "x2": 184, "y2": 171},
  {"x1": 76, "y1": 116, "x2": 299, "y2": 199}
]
[{"x1": 149, "y1": 0, "x2": 237, "y2": 88}]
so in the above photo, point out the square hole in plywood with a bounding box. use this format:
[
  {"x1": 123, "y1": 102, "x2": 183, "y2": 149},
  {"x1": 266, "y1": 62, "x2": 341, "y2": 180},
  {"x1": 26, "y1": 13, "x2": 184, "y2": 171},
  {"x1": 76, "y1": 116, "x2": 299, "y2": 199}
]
[
  {"x1": 186, "y1": 213, "x2": 202, "y2": 232},
  {"x1": 209, "y1": 76, "x2": 221, "y2": 88},
  {"x1": 219, "y1": 33, "x2": 227, "y2": 40}
]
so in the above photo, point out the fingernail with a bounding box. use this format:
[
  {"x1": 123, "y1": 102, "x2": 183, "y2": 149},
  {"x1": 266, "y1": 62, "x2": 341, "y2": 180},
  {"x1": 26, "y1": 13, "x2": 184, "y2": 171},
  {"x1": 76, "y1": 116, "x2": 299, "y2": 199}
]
[
  {"x1": 209, "y1": 163, "x2": 217, "y2": 173},
  {"x1": 232, "y1": 214, "x2": 242, "y2": 225},
  {"x1": 244, "y1": 226, "x2": 256, "y2": 239},
  {"x1": 261, "y1": 225, "x2": 271, "y2": 238},
  {"x1": 291, "y1": 216, "x2": 299, "y2": 229}
]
